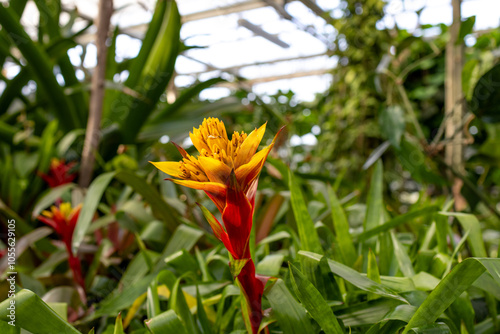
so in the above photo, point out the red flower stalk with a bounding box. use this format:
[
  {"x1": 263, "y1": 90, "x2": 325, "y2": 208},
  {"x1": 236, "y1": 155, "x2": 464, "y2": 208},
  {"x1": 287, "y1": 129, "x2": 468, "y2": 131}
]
[
  {"x1": 39, "y1": 158, "x2": 77, "y2": 188},
  {"x1": 151, "y1": 118, "x2": 282, "y2": 333},
  {"x1": 38, "y1": 203, "x2": 85, "y2": 291}
]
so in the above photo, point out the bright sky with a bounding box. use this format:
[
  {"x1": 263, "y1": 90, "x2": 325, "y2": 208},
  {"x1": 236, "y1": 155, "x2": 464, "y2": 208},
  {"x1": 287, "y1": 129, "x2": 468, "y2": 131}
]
[{"x1": 5, "y1": 0, "x2": 500, "y2": 104}]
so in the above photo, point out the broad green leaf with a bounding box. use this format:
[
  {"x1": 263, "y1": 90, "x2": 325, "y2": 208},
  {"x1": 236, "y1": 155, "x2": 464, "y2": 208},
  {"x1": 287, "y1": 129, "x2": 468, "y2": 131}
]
[
  {"x1": 288, "y1": 170, "x2": 323, "y2": 254},
  {"x1": 265, "y1": 279, "x2": 315, "y2": 334},
  {"x1": 256, "y1": 254, "x2": 284, "y2": 277},
  {"x1": 402, "y1": 258, "x2": 500, "y2": 333},
  {"x1": 169, "y1": 277, "x2": 198, "y2": 334},
  {"x1": 0, "y1": 289, "x2": 81, "y2": 334},
  {"x1": 458, "y1": 16, "x2": 476, "y2": 43},
  {"x1": 327, "y1": 186, "x2": 357, "y2": 266},
  {"x1": 299, "y1": 251, "x2": 407, "y2": 303},
  {"x1": 470, "y1": 63, "x2": 500, "y2": 123},
  {"x1": 337, "y1": 298, "x2": 403, "y2": 327},
  {"x1": 115, "y1": 170, "x2": 179, "y2": 232},
  {"x1": 362, "y1": 161, "x2": 384, "y2": 271},
  {"x1": 146, "y1": 310, "x2": 188, "y2": 334},
  {"x1": 0, "y1": 6, "x2": 80, "y2": 130},
  {"x1": 120, "y1": 0, "x2": 181, "y2": 142},
  {"x1": 380, "y1": 105, "x2": 405, "y2": 148},
  {"x1": 114, "y1": 313, "x2": 125, "y2": 334},
  {"x1": 72, "y1": 172, "x2": 115, "y2": 253},
  {"x1": 0, "y1": 320, "x2": 19, "y2": 334},
  {"x1": 155, "y1": 224, "x2": 204, "y2": 272},
  {"x1": 289, "y1": 264, "x2": 344, "y2": 334},
  {"x1": 147, "y1": 279, "x2": 161, "y2": 319}
]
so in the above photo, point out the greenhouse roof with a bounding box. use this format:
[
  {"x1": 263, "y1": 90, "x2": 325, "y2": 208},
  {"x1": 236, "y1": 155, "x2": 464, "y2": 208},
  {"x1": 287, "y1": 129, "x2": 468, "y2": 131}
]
[{"x1": 14, "y1": 0, "x2": 500, "y2": 101}]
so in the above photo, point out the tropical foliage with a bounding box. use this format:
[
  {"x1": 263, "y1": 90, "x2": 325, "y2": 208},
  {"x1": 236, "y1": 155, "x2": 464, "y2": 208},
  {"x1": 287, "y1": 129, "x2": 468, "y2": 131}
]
[{"x1": 1, "y1": 0, "x2": 500, "y2": 334}]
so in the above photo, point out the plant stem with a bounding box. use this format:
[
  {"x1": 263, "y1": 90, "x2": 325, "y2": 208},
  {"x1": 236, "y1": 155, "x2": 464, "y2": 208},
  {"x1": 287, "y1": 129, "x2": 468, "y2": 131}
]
[{"x1": 79, "y1": 0, "x2": 113, "y2": 187}]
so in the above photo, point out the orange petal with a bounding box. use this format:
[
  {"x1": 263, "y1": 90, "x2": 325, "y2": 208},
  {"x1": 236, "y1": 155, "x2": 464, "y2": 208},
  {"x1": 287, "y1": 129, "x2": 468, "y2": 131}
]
[
  {"x1": 167, "y1": 178, "x2": 226, "y2": 195},
  {"x1": 234, "y1": 123, "x2": 266, "y2": 168},
  {"x1": 172, "y1": 142, "x2": 188, "y2": 158},
  {"x1": 235, "y1": 126, "x2": 283, "y2": 190},
  {"x1": 167, "y1": 178, "x2": 227, "y2": 213},
  {"x1": 150, "y1": 161, "x2": 183, "y2": 178},
  {"x1": 198, "y1": 156, "x2": 231, "y2": 184}
]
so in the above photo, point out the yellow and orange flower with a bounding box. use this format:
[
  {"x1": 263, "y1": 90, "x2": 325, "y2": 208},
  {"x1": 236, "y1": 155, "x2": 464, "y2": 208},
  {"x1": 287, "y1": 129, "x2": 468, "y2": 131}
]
[
  {"x1": 38, "y1": 203, "x2": 85, "y2": 290},
  {"x1": 150, "y1": 117, "x2": 281, "y2": 213},
  {"x1": 151, "y1": 118, "x2": 282, "y2": 334}
]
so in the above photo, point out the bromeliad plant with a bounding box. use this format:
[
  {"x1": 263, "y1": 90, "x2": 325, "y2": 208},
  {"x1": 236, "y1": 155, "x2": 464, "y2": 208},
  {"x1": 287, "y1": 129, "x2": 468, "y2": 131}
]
[
  {"x1": 151, "y1": 118, "x2": 282, "y2": 334},
  {"x1": 39, "y1": 158, "x2": 77, "y2": 188},
  {"x1": 38, "y1": 203, "x2": 86, "y2": 295}
]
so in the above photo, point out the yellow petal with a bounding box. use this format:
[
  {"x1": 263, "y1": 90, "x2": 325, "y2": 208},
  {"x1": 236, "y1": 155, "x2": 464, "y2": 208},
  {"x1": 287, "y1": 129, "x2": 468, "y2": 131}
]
[
  {"x1": 41, "y1": 210, "x2": 53, "y2": 218},
  {"x1": 235, "y1": 144, "x2": 271, "y2": 189},
  {"x1": 59, "y1": 202, "x2": 72, "y2": 218},
  {"x1": 168, "y1": 178, "x2": 226, "y2": 195},
  {"x1": 234, "y1": 123, "x2": 266, "y2": 168},
  {"x1": 168, "y1": 178, "x2": 227, "y2": 213},
  {"x1": 235, "y1": 126, "x2": 283, "y2": 189},
  {"x1": 190, "y1": 129, "x2": 211, "y2": 154},
  {"x1": 198, "y1": 156, "x2": 231, "y2": 184},
  {"x1": 150, "y1": 161, "x2": 183, "y2": 178}
]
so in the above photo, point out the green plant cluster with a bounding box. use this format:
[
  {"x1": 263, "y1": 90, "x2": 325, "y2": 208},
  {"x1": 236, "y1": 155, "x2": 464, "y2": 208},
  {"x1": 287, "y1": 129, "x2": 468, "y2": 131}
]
[{"x1": 1, "y1": 0, "x2": 500, "y2": 333}]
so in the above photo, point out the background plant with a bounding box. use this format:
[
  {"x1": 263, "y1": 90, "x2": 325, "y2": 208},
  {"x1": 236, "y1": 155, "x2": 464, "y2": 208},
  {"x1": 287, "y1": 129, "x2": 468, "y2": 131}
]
[{"x1": 1, "y1": 0, "x2": 500, "y2": 333}]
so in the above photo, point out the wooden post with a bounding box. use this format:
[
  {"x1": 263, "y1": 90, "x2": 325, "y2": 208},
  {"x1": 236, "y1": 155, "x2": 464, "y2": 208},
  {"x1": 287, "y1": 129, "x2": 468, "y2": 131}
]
[
  {"x1": 79, "y1": 0, "x2": 114, "y2": 187},
  {"x1": 445, "y1": 0, "x2": 466, "y2": 210}
]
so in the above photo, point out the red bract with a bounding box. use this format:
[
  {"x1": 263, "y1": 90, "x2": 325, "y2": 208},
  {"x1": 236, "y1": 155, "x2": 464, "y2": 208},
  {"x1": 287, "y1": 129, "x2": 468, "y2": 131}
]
[
  {"x1": 39, "y1": 158, "x2": 77, "y2": 188},
  {"x1": 38, "y1": 203, "x2": 85, "y2": 291},
  {"x1": 151, "y1": 118, "x2": 282, "y2": 333}
]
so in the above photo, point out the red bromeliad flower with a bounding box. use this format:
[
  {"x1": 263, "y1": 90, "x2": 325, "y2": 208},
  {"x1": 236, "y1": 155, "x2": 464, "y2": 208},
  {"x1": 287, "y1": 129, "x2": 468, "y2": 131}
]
[
  {"x1": 151, "y1": 118, "x2": 282, "y2": 334},
  {"x1": 39, "y1": 158, "x2": 77, "y2": 188},
  {"x1": 38, "y1": 203, "x2": 85, "y2": 291}
]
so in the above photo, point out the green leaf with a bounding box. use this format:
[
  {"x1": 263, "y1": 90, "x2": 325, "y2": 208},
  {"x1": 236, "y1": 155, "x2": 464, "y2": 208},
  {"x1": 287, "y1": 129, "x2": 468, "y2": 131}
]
[
  {"x1": 115, "y1": 170, "x2": 179, "y2": 233},
  {"x1": 402, "y1": 258, "x2": 500, "y2": 333},
  {"x1": 288, "y1": 169, "x2": 323, "y2": 254},
  {"x1": 196, "y1": 285, "x2": 213, "y2": 334},
  {"x1": 120, "y1": 0, "x2": 181, "y2": 142},
  {"x1": 146, "y1": 310, "x2": 188, "y2": 334},
  {"x1": 390, "y1": 231, "x2": 415, "y2": 277},
  {"x1": 367, "y1": 249, "x2": 381, "y2": 300},
  {"x1": 355, "y1": 206, "x2": 439, "y2": 242},
  {"x1": 147, "y1": 279, "x2": 161, "y2": 319},
  {"x1": 327, "y1": 186, "x2": 357, "y2": 266},
  {"x1": 72, "y1": 172, "x2": 116, "y2": 253},
  {"x1": 439, "y1": 212, "x2": 487, "y2": 257},
  {"x1": 0, "y1": 289, "x2": 81, "y2": 334},
  {"x1": 170, "y1": 277, "x2": 198, "y2": 334},
  {"x1": 0, "y1": 5, "x2": 80, "y2": 130},
  {"x1": 380, "y1": 105, "x2": 405, "y2": 148},
  {"x1": 362, "y1": 160, "x2": 383, "y2": 271},
  {"x1": 470, "y1": 63, "x2": 500, "y2": 123},
  {"x1": 289, "y1": 263, "x2": 344, "y2": 334},
  {"x1": 114, "y1": 313, "x2": 125, "y2": 334},
  {"x1": 299, "y1": 251, "x2": 408, "y2": 303},
  {"x1": 155, "y1": 224, "x2": 204, "y2": 272},
  {"x1": 256, "y1": 254, "x2": 285, "y2": 277},
  {"x1": 265, "y1": 279, "x2": 315, "y2": 334},
  {"x1": 457, "y1": 16, "x2": 476, "y2": 43},
  {"x1": 150, "y1": 77, "x2": 226, "y2": 123}
]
